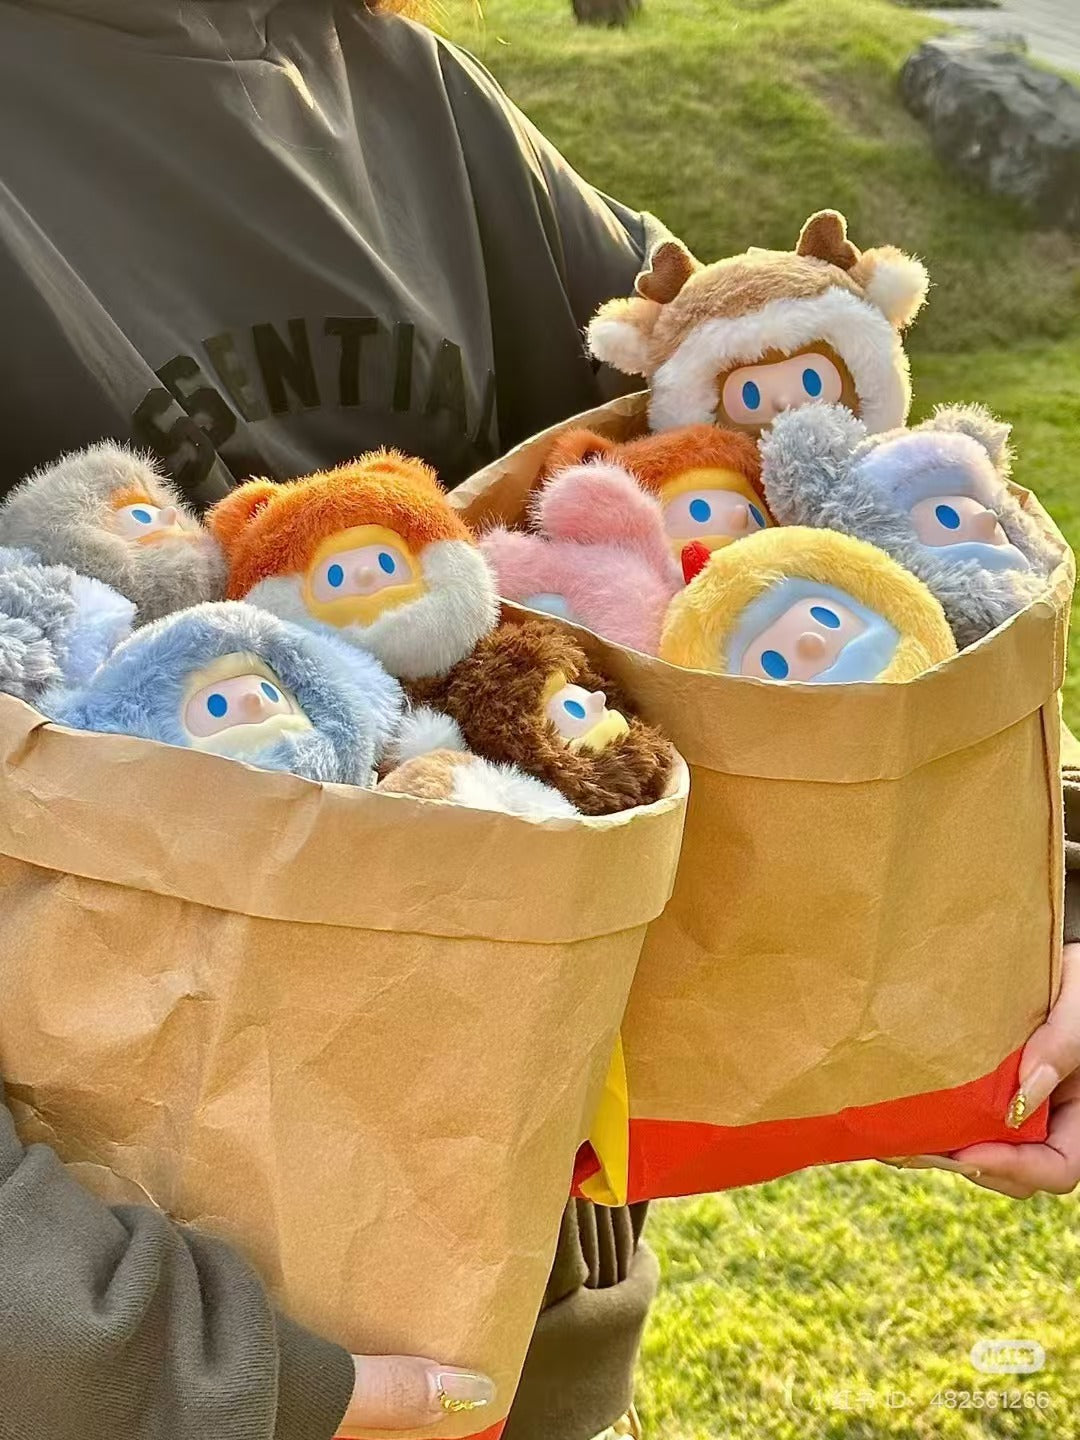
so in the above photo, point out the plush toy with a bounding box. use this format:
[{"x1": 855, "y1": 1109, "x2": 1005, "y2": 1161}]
[
  {"x1": 542, "y1": 424, "x2": 770, "y2": 564},
  {"x1": 0, "y1": 443, "x2": 227, "y2": 624},
  {"x1": 0, "y1": 547, "x2": 135, "y2": 704},
  {"x1": 406, "y1": 619, "x2": 673, "y2": 815},
  {"x1": 209, "y1": 450, "x2": 499, "y2": 681},
  {"x1": 49, "y1": 601, "x2": 404, "y2": 785},
  {"x1": 480, "y1": 460, "x2": 680, "y2": 654},
  {"x1": 378, "y1": 746, "x2": 578, "y2": 819},
  {"x1": 760, "y1": 403, "x2": 1060, "y2": 648},
  {"x1": 586, "y1": 210, "x2": 929, "y2": 437},
  {"x1": 660, "y1": 526, "x2": 957, "y2": 682}
]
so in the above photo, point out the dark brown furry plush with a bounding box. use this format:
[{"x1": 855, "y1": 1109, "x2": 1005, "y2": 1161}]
[{"x1": 407, "y1": 619, "x2": 673, "y2": 816}]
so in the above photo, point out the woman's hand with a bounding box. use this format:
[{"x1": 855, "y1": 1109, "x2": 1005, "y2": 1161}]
[
  {"x1": 343, "y1": 1356, "x2": 495, "y2": 1431},
  {"x1": 895, "y1": 943, "x2": 1080, "y2": 1198},
  {"x1": 949, "y1": 941, "x2": 1080, "y2": 1197}
]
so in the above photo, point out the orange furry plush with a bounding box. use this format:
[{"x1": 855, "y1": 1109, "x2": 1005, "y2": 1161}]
[
  {"x1": 544, "y1": 424, "x2": 772, "y2": 563},
  {"x1": 208, "y1": 450, "x2": 499, "y2": 680},
  {"x1": 407, "y1": 619, "x2": 673, "y2": 816}
]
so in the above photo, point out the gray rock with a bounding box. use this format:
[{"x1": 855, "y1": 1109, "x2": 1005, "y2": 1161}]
[{"x1": 900, "y1": 34, "x2": 1080, "y2": 230}]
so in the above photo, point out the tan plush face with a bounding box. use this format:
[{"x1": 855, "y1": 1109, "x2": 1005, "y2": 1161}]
[
  {"x1": 659, "y1": 469, "x2": 771, "y2": 556},
  {"x1": 107, "y1": 488, "x2": 203, "y2": 546},
  {"x1": 302, "y1": 525, "x2": 426, "y2": 627},
  {"x1": 181, "y1": 652, "x2": 311, "y2": 755},
  {"x1": 541, "y1": 671, "x2": 630, "y2": 754},
  {"x1": 714, "y1": 342, "x2": 860, "y2": 434}
]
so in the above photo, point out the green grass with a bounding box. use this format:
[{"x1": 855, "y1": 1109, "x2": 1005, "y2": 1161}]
[
  {"x1": 441, "y1": 0, "x2": 1080, "y2": 1431},
  {"x1": 643, "y1": 1168, "x2": 1080, "y2": 1438}
]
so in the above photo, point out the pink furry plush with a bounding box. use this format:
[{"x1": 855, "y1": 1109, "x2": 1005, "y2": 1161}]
[{"x1": 480, "y1": 462, "x2": 680, "y2": 656}]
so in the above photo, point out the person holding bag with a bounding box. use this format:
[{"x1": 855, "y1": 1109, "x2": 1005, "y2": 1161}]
[{"x1": 0, "y1": 2, "x2": 1077, "y2": 1439}]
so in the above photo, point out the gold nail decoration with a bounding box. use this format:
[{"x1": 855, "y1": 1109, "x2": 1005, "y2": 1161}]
[
  {"x1": 1006, "y1": 1090, "x2": 1029, "y2": 1130},
  {"x1": 438, "y1": 1390, "x2": 487, "y2": 1415}
]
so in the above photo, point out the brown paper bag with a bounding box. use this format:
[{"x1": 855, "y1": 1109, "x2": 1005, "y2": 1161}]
[
  {"x1": 453, "y1": 392, "x2": 1074, "y2": 1204},
  {"x1": 0, "y1": 693, "x2": 688, "y2": 1437}
]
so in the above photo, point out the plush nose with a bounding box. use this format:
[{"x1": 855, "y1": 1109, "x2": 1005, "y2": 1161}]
[
  {"x1": 587, "y1": 690, "x2": 607, "y2": 716},
  {"x1": 238, "y1": 691, "x2": 269, "y2": 722},
  {"x1": 772, "y1": 378, "x2": 807, "y2": 413},
  {"x1": 728, "y1": 506, "x2": 750, "y2": 534},
  {"x1": 353, "y1": 564, "x2": 378, "y2": 591},
  {"x1": 970, "y1": 508, "x2": 1000, "y2": 541},
  {"x1": 158, "y1": 506, "x2": 178, "y2": 526},
  {"x1": 796, "y1": 631, "x2": 828, "y2": 660}
]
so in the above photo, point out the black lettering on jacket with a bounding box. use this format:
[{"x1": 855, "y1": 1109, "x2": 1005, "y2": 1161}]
[{"x1": 252, "y1": 318, "x2": 321, "y2": 414}]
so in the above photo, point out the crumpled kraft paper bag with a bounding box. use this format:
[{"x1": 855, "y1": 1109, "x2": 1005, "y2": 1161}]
[
  {"x1": 0, "y1": 694, "x2": 688, "y2": 1438},
  {"x1": 453, "y1": 391, "x2": 1075, "y2": 1204}
]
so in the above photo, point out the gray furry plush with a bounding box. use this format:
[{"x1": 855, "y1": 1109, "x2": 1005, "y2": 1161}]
[
  {"x1": 49, "y1": 601, "x2": 404, "y2": 785},
  {"x1": 760, "y1": 403, "x2": 1061, "y2": 647},
  {"x1": 0, "y1": 547, "x2": 134, "y2": 703},
  {"x1": 0, "y1": 443, "x2": 227, "y2": 624}
]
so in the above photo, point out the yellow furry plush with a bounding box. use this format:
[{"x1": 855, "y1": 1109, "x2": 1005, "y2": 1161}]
[{"x1": 660, "y1": 527, "x2": 957, "y2": 682}]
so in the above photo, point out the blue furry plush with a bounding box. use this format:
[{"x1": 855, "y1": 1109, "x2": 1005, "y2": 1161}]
[
  {"x1": 49, "y1": 601, "x2": 404, "y2": 785},
  {"x1": 0, "y1": 547, "x2": 134, "y2": 703},
  {"x1": 761, "y1": 403, "x2": 1061, "y2": 648}
]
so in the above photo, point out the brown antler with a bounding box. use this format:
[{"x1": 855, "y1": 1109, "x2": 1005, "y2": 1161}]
[
  {"x1": 796, "y1": 210, "x2": 861, "y2": 272},
  {"x1": 635, "y1": 240, "x2": 697, "y2": 304}
]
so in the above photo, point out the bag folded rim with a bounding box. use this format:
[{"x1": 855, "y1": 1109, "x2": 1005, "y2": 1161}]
[{"x1": 0, "y1": 696, "x2": 689, "y2": 944}]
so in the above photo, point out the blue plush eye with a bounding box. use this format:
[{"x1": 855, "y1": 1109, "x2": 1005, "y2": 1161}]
[
  {"x1": 378, "y1": 551, "x2": 397, "y2": 575},
  {"x1": 688, "y1": 497, "x2": 712, "y2": 524},
  {"x1": 810, "y1": 605, "x2": 841, "y2": 629},
  {"x1": 761, "y1": 650, "x2": 789, "y2": 680},
  {"x1": 741, "y1": 380, "x2": 761, "y2": 411},
  {"x1": 207, "y1": 693, "x2": 228, "y2": 719},
  {"x1": 935, "y1": 503, "x2": 961, "y2": 531},
  {"x1": 260, "y1": 681, "x2": 280, "y2": 702},
  {"x1": 802, "y1": 368, "x2": 823, "y2": 398},
  {"x1": 327, "y1": 562, "x2": 345, "y2": 588},
  {"x1": 749, "y1": 503, "x2": 766, "y2": 528},
  {"x1": 132, "y1": 508, "x2": 153, "y2": 525},
  {"x1": 564, "y1": 699, "x2": 587, "y2": 719}
]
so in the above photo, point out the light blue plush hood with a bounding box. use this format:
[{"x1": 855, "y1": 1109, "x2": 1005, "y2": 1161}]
[
  {"x1": 0, "y1": 545, "x2": 134, "y2": 703},
  {"x1": 49, "y1": 600, "x2": 404, "y2": 785}
]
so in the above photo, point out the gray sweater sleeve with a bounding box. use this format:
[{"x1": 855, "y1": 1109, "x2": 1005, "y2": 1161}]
[{"x1": 0, "y1": 1092, "x2": 354, "y2": 1440}]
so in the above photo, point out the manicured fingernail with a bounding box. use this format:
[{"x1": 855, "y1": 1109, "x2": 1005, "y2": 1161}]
[
  {"x1": 1007, "y1": 1063, "x2": 1060, "y2": 1128},
  {"x1": 433, "y1": 1371, "x2": 496, "y2": 1414}
]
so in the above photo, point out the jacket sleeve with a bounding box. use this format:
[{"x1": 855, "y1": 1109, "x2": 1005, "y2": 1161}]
[
  {"x1": 1063, "y1": 766, "x2": 1080, "y2": 946},
  {"x1": 435, "y1": 35, "x2": 675, "y2": 449},
  {"x1": 0, "y1": 1090, "x2": 354, "y2": 1440}
]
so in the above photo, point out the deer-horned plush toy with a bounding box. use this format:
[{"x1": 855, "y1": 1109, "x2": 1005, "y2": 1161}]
[
  {"x1": 480, "y1": 460, "x2": 680, "y2": 654},
  {"x1": 661, "y1": 526, "x2": 956, "y2": 682},
  {"x1": 406, "y1": 618, "x2": 673, "y2": 815},
  {"x1": 209, "y1": 450, "x2": 499, "y2": 681},
  {"x1": 0, "y1": 443, "x2": 227, "y2": 624},
  {"x1": 0, "y1": 547, "x2": 135, "y2": 704},
  {"x1": 543, "y1": 424, "x2": 770, "y2": 565},
  {"x1": 586, "y1": 210, "x2": 929, "y2": 437},
  {"x1": 49, "y1": 601, "x2": 403, "y2": 785},
  {"x1": 760, "y1": 403, "x2": 1060, "y2": 648}
]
